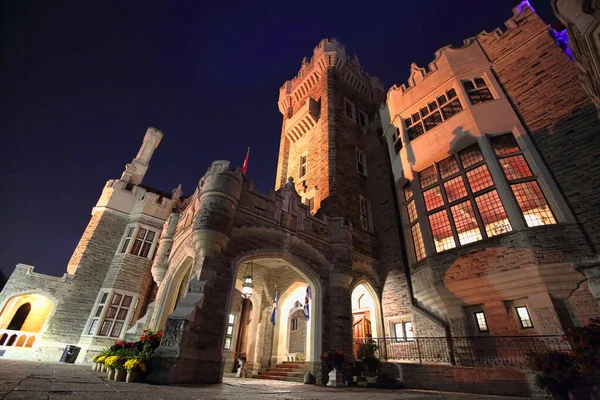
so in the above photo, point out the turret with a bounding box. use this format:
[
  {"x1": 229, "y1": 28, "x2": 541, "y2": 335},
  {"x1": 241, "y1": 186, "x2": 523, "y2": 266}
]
[
  {"x1": 121, "y1": 127, "x2": 163, "y2": 185},
  {"x1": 192, "y1": 161, "x2": 243, "y2": 258}
]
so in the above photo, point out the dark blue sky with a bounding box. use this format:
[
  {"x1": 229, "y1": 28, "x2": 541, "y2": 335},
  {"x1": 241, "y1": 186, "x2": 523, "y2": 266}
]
[{"x1": 0, "y1": 0, "x2": 556, "y2": 277}]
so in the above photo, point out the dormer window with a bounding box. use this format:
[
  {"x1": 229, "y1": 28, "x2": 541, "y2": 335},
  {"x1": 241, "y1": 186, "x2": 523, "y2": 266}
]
[{"x1": 463, "y1": 78, "x2": 494, "y2": 105}]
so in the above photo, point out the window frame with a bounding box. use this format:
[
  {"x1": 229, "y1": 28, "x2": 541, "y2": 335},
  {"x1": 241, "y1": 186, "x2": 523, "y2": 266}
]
[
  {"x1": 344, "y1": 98, "x2": 355, "y2": 121},
  {"x1": 474, "y1": 311, "x2": 489, "y2": 333},
  {"x1": 117, "y1": 224, "x2": 159, "y2": 259},
  {"x1": 411, "y1": 144, "x2": 513, "y2": 257},
  {"x1": 224, "y1": 313, "x2": 236, "y2": 350},
  {"x1": 404, "y1": 88, "x2": 462, "y2": 141},
  {"x1": 462, "y1": 77, "x2": 494, "y2": 105},
  {"x1": 84, "y1": 290, "x2": 137, "y2": 339},
  {"x1": 355, "y1": 148, "x2": 368, "y2": 176},
  {"x1": 357, "y1": 109, "x2": 368, "y2": 131},
  {"x1": 291, "y1": 318, "x2": 298, "y2": 331},
  {"x1": 489, "y1": 133, "x2": 557, "y2": 228},
  {"x1": 516, "y1": 306, "x2": 534, "y2": 329},
  {"x1": 393, "y1": 321, "x2": 415, "y2": 342},
  {"x1": 359, "y1": 196, "x2": 373, "y2": 232},
  {"x1": 299, "y1": 153, "x2": 308, "y2": 180}
]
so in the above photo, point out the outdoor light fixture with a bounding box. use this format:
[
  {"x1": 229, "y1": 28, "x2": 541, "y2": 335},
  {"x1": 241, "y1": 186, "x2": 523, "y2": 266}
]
[{"x1": 241, "y1": 262, "x2": 254, "y2": 299}]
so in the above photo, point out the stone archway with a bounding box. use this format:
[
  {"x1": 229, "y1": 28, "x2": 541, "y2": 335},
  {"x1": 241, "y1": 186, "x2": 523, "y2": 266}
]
[
  {"x1": 351, "y1": 282, "x2": 383, "y2": 355},
  {"x1": 0, "y1": 293, "x2": 55, "y2": 348},
  {"x1": 150, "y1": 255, "x2": 193, "y2": 331}
]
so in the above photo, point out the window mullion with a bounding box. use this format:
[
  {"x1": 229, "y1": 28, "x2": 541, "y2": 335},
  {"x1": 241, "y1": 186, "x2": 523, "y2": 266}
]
[{"x1": 479, "y1": 136, "x2": 527, "y2": 231}]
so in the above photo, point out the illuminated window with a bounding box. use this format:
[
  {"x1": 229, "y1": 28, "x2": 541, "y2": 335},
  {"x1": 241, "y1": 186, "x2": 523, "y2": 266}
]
[
  {"x1": 516, "y1": 306, "x2": 533, "y2": 328},
  {"x1": 407, "y1": 200, "x2": 417, "y2": 223},
  {"x1": 224, "y1": 314, "x2": 235, "y2": 349},
  {"x1": 394, "y1": 321, "x2": 414, "y2": 342},
  {"x1": 356, "y1": 148, "x2": 367, "y2": 176},
  {"x1": 429, "y1": 210, "x2": 456, "y2": 252},
  {"x1": 119, "y1": 225, "x2": 157, "y2": 259},
  {"x1": 463, "y1": 78, "x2": 494, "y2": 104},
  {"x1": 95, "y1": 292, "x2": 133, "y2": 338},
  {"x1": 411, "y1": 223, "x2": 426, "y2": 261},
  {"x1": 490, "y1": 134, "x2": 556, "y2": 227},
  {"x1": 475, "y1": 190, "x2": 513, "y2": 237},
  {"x1": 423, "y1": 186, "x2": 444, "y2": 211},
  {"x1": 444, "y1": 176, "x2": 468, "y2": 202},
  {"x1": 419, "y1": 165, "x2": 438, "y2": 188},
  {"x1": 359, "y1": 196, "x2": 372, "y2": 231},
  {"x1": 451, "y1": 201, "x2": 483, "y2": 245},
  {"x1": 474, "y1": 312, "x2": 489, "y2": 332},
  {"x1": 299, "y1": 154, "x2": 307, "y2": 178},
  {"x1": 466, "y1": 165, "x2": 494, "y2": 193},
  {"x1": 512, "y1": 182, "x2": 556, "y2": 227},
  {"x1": 403, "y1": 184, "x2": 413, "y2": 201},
  {"x1": 406, "y1": 144, "x2": 513, "y2": 259}
]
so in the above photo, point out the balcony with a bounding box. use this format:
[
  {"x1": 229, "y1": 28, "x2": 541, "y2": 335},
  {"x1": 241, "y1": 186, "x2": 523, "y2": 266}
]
[{"x1": 285, "y1": 97, "x2": 320, "y2": 143}]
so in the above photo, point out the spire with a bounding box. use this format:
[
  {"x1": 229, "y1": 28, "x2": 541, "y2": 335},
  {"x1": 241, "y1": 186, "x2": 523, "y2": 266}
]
[{"x1": 121, "y1": 127, "x2": 163, "y2": 185}]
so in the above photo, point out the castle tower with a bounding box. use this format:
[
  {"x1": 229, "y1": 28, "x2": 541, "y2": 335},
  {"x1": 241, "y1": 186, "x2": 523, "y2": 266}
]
[{"x1": 275, "y1": 39, "x2": 385, "y2": 224}]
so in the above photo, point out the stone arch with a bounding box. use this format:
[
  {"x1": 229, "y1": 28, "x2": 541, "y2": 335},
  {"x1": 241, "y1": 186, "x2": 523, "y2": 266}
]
[
  {"x1": 151, "y1": 255, "x2": 194, "y2": 331},
  {"x1": 7, "y1": 303, "x2": 31, "y2": 331},
  {"x1": 229, "y1": 249, "x2": 325, "y2": 364},
  {"x1": 0, "y1": 292, "x2": 56, "y2": 334},
  {"x1": 350, "y1": 280, "x2": 384, "y2": 339}
]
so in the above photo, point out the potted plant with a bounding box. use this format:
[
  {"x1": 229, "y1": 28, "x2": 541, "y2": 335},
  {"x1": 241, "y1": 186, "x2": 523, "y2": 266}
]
[
  {"x1": 123, "y1": 358, "x2": 146, "y2": 383},
  {"x1": 529, "y1": 351, "x2": 575, "y2": 400},
  {"x1": 320, "y1": 349, "x2": 345, "y2": 387},
  {"x1": 295, "y1": 352, "x2": 305, "y2": 362},
  {"x1": 104, "y1": 356, "x2": 120, "y2": 380},
  {"x1": 113, "y1": 356, "x2": 127, "y2": 381},
  {"x1": 234, "y1": 352, "x2": 247, "y2": 378},
  {"x1": 357, "y1": 340, "x2": 380, "y2": 379}
]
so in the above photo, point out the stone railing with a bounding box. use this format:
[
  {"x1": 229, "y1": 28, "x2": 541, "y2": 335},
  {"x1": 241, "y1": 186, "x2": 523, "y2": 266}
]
[{"x1": 0, "y1": 329, "x2": 38, "y2": 349}]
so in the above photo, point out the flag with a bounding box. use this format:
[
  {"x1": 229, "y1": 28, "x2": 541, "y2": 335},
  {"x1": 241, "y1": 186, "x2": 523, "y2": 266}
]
[
  {"x1": 303, "y1": 286, "x2": 311, "y2": 321},
  {"x1": 242, "y1": 147, "x2": 250, "y2": 174},
  {"x1": 270, "y1": 289, "x2": 278, "y2": 325}
]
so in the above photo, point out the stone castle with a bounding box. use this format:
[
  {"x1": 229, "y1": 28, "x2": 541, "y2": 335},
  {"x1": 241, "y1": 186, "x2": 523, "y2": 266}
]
[{"x1": 1, "y1": 2, "x2": 599, "y2": 396}]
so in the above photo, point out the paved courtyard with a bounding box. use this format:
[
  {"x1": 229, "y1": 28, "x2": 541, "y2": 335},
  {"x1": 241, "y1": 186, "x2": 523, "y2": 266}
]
[{"x1": 0, "y1": 360, "x2": 541, "y2": 400}]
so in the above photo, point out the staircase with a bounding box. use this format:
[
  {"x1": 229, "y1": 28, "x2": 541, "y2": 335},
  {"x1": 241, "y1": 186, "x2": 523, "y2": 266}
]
[{"x1": 252, "y1": 361, "x2": 307, "y2": 382}]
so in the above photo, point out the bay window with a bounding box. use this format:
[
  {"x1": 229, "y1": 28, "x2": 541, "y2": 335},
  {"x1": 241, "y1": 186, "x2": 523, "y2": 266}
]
[{"x1": 119, "y1": 225, "x2": 158, "y2": 259}]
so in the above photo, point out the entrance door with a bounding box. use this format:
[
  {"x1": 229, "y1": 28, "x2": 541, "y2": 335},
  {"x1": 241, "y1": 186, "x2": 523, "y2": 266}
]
[{"x1": 352, "y1": 313, "x2": 372, "y2": 355}]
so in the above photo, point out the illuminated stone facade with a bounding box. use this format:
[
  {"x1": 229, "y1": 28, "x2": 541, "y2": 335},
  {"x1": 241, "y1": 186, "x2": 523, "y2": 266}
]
[{"x1": 0, "y1": 2, "x2": 598, "y2": 396}]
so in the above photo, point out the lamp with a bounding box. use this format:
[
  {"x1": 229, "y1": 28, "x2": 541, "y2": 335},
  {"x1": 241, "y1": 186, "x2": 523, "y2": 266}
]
[{"x1": 241, "y1": 262, "x2": 254, "y2": 299}]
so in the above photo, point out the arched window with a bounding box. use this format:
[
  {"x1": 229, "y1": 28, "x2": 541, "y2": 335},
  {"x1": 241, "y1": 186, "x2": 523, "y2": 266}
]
[{"x1": 7, "y1": 303, "x2": 31, "y2": 331}]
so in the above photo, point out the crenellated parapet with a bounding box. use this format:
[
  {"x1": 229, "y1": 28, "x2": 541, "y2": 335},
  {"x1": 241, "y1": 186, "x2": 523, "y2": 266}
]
[{"x1": 278, "y1": 38, "x2": 384, "y2": 115}]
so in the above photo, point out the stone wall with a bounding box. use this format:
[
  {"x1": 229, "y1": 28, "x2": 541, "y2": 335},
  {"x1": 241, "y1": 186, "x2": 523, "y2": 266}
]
[
  {"x1": 288, "y1": 309, "x2": 307, "y2": 355},
  {"x1": 380, "y1": 362, "x2": 544, "y2": 398}
]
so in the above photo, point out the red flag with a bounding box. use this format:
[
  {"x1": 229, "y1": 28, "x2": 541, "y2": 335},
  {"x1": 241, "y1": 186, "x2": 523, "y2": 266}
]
[{"x1": 242, "y1": 147, "x2": 250, "y2": 174}]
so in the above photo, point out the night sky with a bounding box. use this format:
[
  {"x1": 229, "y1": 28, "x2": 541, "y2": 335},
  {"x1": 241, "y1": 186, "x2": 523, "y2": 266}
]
[{"x1": 0, "y1": 0, "x2": 556, "y2": 278}]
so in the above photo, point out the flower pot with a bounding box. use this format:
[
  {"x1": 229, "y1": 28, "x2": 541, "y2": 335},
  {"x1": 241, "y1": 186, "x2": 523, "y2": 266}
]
[
  {"x1": 107, "y1": 368, "x2": 116, "y2": 380},
  {"x1": 101, "y1": 365, "x2": 107, "y2": 373},
  {"x1": 114, "y1": 369, "x2": 126, "y2": 382},
  {"x1": 126, "y1": 370, "x2": 139, "y2": 383},
  {"x1": 326, "y1": 368, "x2": 344, "y2": 387}
]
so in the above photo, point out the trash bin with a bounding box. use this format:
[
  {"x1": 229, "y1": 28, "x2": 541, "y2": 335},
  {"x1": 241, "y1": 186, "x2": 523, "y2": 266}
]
[{"x1": 59, "y1": 345, "x2": 81, "y2": 364}]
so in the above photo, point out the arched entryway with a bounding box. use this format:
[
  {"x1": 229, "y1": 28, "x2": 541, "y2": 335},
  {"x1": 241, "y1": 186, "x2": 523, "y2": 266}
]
[
  {"x1": 224, "y1": 254, "x2": 321, "y2": 375},
  {"x1": 351, "y1": 283, "x2": 382, "y2": 356},
  {"x1": 0, "y1": 293, "x2": 55, "y2": 348}
]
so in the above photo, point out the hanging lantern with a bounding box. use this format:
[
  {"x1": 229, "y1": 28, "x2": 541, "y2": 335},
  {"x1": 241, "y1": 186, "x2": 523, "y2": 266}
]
[{"x1": 241, "y1": 262, "x2": 254, "y2": 299}]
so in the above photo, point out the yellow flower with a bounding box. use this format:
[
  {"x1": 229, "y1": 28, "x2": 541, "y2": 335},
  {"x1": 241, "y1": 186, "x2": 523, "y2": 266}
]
[
  {"x1": 96, "y1": 355, "x2": 107, "y2": 363},
  {"x1": 124, "y1": 358, "x2": 146, "y2": 372}
]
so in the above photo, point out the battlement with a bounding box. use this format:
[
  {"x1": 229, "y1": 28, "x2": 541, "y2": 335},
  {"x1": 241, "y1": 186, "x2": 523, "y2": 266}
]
[
  {"x1": 278, "y1": 38, "x2": 384, "y2": 114},
  {"x1": 387, "y1": 1, "x2": 540, "y2": 101}
]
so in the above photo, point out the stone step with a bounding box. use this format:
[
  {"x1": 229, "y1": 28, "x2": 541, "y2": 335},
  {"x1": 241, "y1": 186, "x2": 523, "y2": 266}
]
[
  {"x1": 266, "y1": 367, "x2": 306, "y2": 373},
  {"x1": 259, "y1": 370, "x2": 305, "y2": 377},
  {"x1": 252, "y1": 374, "x2": 304, "y2": 383}
]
